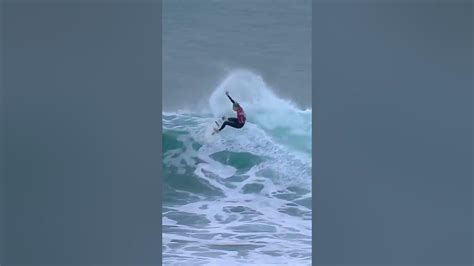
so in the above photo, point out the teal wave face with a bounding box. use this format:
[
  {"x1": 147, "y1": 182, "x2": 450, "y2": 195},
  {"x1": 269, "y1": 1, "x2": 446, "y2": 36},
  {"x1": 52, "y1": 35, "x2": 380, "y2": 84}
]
[{"x1": 263, "y1": 127, "x2": 312, "y2": 153}]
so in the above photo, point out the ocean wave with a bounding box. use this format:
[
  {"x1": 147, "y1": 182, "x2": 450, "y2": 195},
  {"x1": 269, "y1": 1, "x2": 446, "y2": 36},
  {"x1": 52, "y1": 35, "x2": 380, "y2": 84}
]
[{"x1": 163, "y1": 70, "x2": 312, "y2": 265}]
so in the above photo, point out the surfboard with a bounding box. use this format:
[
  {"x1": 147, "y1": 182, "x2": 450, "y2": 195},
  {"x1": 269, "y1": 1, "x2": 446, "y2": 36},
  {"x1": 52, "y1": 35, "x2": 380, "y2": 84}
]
[
  {"x1": 211, "y1": 116, "x2": 226, "y2": 135},
  {"x1": 211, "y1": 121, "x2": 220, "y2": 135}
]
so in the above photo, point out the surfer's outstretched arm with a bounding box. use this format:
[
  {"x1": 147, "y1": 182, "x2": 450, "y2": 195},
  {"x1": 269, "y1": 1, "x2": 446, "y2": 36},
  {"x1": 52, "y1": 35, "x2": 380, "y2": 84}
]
[{"x1": 225, "y1": 91, "x2": 236, "y2": 104}]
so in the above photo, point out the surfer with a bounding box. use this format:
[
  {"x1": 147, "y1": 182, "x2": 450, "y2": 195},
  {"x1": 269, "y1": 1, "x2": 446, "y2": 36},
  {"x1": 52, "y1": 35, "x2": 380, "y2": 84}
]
[{"x1": 213, "y1": 91, "x2": 246, "y2": 134}]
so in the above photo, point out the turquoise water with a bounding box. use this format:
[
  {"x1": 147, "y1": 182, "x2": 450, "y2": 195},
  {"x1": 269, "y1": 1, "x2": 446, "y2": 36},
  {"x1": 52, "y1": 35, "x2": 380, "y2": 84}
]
[{"x1": 163, "y1": 71, "x2": 312, "y2": 265}]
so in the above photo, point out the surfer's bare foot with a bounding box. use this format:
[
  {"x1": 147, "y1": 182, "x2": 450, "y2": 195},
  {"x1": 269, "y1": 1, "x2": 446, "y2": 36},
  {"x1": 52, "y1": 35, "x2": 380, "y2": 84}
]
[{"x1": 213, "y1": 128, "x2": 219, "y2": 133}]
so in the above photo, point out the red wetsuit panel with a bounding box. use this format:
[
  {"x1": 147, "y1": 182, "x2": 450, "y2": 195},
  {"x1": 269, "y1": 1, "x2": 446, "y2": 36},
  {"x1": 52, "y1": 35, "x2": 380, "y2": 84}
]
[{"x1": 237, "y1": 107, "x2": 246, "y2": 124}]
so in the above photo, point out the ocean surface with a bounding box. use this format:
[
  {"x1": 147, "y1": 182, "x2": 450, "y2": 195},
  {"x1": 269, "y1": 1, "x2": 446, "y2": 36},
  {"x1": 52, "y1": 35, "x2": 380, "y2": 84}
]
[
  {"x1": 163, "y1": 70, "x2": 312, "y2": 265},
  {"x1": 163, "y1": 0, "x2": 311, "y2": 111}
]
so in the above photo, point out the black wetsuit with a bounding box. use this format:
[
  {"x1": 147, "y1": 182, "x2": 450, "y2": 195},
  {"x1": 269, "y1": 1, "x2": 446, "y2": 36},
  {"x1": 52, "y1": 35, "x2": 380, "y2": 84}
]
[
  {"x1": 219, "y1": 117, "x2": 244, "y2": 131},
  {"x1": 218, "y1": 94, "x2": 246, "y2": 131}
]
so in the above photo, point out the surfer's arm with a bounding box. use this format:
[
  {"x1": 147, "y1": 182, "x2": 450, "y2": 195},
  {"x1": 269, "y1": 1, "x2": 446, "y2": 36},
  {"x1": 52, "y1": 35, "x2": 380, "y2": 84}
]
[{"x1": 225, "y1": 91, "x2": 236, "y2": 104}]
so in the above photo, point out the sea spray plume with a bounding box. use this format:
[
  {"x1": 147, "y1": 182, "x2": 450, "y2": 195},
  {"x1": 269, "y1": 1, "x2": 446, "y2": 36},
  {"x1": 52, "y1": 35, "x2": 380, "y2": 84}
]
[
  {"x1": 209, "y1": 70, "x2": 311, "y2": 135},
  {"x1": 209, "y1": 70, "x2": 311, "y2": 152}
]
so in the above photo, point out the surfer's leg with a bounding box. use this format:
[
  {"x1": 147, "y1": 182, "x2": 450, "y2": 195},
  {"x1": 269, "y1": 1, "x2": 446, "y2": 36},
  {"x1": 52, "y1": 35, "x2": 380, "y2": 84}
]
[
  {"x1": 218, "y1": 121, "x2": 229, "y2": 131},
  {"x1": 219, "y1": 118, "x2": 243, "y2": 131},
  {"x1": 227, "y1": 118, "x2": 244, "y2": 128},
  {"x1": 219, "y1": 119, "x2": 240, "y2": 131}
]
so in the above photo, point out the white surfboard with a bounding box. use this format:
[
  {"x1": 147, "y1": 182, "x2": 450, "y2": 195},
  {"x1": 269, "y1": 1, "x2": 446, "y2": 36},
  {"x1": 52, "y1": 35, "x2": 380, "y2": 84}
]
[{"x1": 211, "y1": 116, "x2": 226, "y2": 135}]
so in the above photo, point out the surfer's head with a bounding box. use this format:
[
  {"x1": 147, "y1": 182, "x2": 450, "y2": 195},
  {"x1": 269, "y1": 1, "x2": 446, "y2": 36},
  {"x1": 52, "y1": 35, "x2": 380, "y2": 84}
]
[{"x1": 233, "y1": 102, "x2": 239, "y2": 111}]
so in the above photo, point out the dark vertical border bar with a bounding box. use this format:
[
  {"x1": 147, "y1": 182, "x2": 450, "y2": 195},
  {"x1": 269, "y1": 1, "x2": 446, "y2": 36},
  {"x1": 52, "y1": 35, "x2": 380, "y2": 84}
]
[
  {"x1": 3, "y1": 0, "x2": 162, "y2": 264},
  {"x1": 313, "y1": 0, "x2": 472, "y2": 265},
  {"x1": 0, "y1": 1, "x2": 5, "y2": 264}
]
